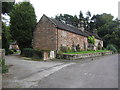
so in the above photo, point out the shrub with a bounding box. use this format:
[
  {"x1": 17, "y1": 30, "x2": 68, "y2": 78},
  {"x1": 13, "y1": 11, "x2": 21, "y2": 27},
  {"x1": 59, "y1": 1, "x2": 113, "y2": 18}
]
[
  {"x1": 0, "y1": 59, "x2": 8, "y2": 73},
  {"x1": 8, "y1": 49, "x2": 14, "y2": 54},
  {"x1": 33, "y1": 49, "x2": 43, "y2": 59},
  {"x1": 71, "y1": 47, "x2": 75, "y2": 52},
  {"x1": 60, "y1": 46, "x2": 68, "y2": 53},
  {"x1": 88, "y1": 36, "x2": 95, "y2": 44},
  {"x1": 5, "y1": 49, "x2": 14, "y2": 55},
  {"x1": 119, "y1": 49, "x2": 120, "y2": 53},
  {"x1": 80, "y1": 49, "x2": 83, "y2": 51},
  {"x1": 58, "y1": 50, "x2": 63, "y2": 54},
  {"x1": 67, "y1": 47, "x2": 71, "y2": 52},
  {"x1": 22, "y1": 48, "x2": 34, "y2": 57},
  {"x1": 22, "y1": 48, "x2": 43, "y2": 58},
  {"x1": 12, "y1": 49, "x2": 17, "y2": 52},
  {"x1": 106, "y1": 44, "x2": 118, "y2": 53},
  {"x1": 102, "y1": 47, "x2": 107, "y2": 50}
]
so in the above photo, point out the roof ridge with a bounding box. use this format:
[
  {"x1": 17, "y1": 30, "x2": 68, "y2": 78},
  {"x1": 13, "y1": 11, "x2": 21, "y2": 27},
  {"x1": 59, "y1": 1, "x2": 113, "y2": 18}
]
[{"x1": 43, "y1": 15, "x2": 102, "y2": 40}]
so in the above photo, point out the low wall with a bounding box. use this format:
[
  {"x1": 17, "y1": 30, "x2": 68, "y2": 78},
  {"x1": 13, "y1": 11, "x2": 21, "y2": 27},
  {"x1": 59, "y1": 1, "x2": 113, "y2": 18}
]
[
  {"x1": 0, "y1": 49, "x2": 5, "y2": 59},
  {"x1": 57, "y1": 51, "x2": 113, "y2": 60}
]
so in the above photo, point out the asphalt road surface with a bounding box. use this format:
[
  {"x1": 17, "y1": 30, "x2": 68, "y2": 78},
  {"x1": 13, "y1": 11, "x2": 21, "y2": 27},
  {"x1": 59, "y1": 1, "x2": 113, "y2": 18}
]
[{"x1": 35, "y1": 54, "x2": 118, "y2": 88}]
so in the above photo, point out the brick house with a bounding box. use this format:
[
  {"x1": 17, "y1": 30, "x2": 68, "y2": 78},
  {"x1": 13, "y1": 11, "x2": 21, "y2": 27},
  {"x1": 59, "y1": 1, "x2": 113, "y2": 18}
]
[{"x1": 33, "y1": 14, "x2": 103, "y2": 60}]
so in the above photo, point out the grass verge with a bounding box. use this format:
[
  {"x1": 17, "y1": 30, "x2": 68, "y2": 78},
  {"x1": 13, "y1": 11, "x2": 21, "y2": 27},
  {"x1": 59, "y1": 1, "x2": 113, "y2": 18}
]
[{"x1": 63, "y1": 50, "x2": 110, "y2": 54}]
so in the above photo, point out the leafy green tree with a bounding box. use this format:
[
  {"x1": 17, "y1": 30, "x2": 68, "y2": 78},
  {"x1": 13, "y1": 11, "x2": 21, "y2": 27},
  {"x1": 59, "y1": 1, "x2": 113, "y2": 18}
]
[
  {"x1": 94, "y1": 14, "x2": 119, "y2": 51},
  {"x1": 73, "y1": 15, "x2": 79, "y2": 27},
  {"x1": 55, "y1": 14, "x2": 63, "y2": 22},
  {"x1": 10, "y1": 2, "x2": 37, "y2": 53},
  {"x1": 2, "y1": 2, "x2": 14, "y2": 15},
  {"x1": 2, "y1": 2, "x2": 14, "y2": 54},
  {"x1": 79, "y1": 11, "x2": 84, "y2": 21},
  {"x1": 85, "y1": 11, "x2": 92, "y2": 31},
  {"x1": 2, "y1": 22, "x2": 9, "y2": 53},
  {"x1": 106, "y1": 44, "x2": 118, "y2": 53},
  {"x1": 55, "y1": 14, "x2": 79, "y2": 27}
]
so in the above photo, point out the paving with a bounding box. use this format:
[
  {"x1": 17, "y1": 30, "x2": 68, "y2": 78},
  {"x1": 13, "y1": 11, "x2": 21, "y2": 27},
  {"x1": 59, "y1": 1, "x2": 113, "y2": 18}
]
[
  {"x1": 34, "y1": 54, "x2": 118, "y2": 88},
  {"x1": 2, "y1": 54, "x2": 118, "y2": 88},
  {"x1": 2, "y1": 55, "x2": 74, "y2": 88}
]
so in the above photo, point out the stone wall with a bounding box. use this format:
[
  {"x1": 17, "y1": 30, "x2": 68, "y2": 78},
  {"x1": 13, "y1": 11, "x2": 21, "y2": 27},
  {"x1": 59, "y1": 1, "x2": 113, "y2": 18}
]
[
  {"x1": 57, "y1": 29, "x2": 88, "y2": 50},
  {"x1": 33, "y1": 15, "x2": 88, "y2": 52},
  {"x1": 33, "y1": 15, "x2": 57, "y2": 50},
  {"x1": 94, "y1": 39, "x2": 103, "y2": 50},
  {"x1": 57, "y1": 51, "x2": 113, "y2": 60}
]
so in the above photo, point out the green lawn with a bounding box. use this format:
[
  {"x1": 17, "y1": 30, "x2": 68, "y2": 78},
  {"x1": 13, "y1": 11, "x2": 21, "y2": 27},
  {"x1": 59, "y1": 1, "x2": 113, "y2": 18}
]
[{"x1": 63, "y1": 50, "x2": 110, "y2": 54}]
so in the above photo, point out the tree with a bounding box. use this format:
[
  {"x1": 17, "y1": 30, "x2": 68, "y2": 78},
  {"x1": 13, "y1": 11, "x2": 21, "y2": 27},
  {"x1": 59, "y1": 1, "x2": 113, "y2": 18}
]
[
  {"x1": 55, "y1": 14, "x2": 79, "y2": 27},
  {"x1": 73, "y1": 15, "x2": 79, "y2": 27},
  {"x1": 2, "y1": 2, "x2": 14, "y2": 15},
  {"x1": 2, "y1": 2, "x2": 14, "y2": 54},
  {"x1": 55, "y1": 12, "x2": 119, "y2": 52},
  {"x1": 92, "y1": 13, "x2": 120, "y2": 51},
  {"x1": 2, "y1": 22, "x2": 9, "y2": 53},
  {"x1": 79, "y1": 11, "x2": 84, "y2": 21},
  {"x1": 10, "y1": 2, "x2": 37, "y2": 53},
  {"x1": 85, "y1": 11, "x2": 91, "y2": 31}
]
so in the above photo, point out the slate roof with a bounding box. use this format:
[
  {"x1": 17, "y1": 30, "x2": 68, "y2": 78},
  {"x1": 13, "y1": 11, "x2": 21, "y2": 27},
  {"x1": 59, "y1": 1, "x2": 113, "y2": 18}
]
[
  {"x1": 84, "y1": 30, "x2": 102, "y2": 40},
  {"x1": 44, "y1": 15, "x2": 102, "y2": 40}
]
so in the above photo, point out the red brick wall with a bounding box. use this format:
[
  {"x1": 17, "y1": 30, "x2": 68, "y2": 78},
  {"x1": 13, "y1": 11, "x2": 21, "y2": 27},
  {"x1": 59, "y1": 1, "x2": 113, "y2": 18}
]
[
  {"x1": 33, "y1": 16, "x2": 57, "y2": 50},
  {"x1": 57, "y1": 29, "x2": 88, "y2": 50}
]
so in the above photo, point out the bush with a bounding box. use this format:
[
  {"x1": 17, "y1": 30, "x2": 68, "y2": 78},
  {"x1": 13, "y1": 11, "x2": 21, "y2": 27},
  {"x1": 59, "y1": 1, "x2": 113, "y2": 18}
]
[
  {"x1": 8, "y1": 49, "x2": 14, "y2": 54},
  {"x1": 22, "y1": 48, "x2": 43, "y2": 58},
  {"x1": 0, "y1": 59, "x2": 8, "y2": 73},
  {"x1": 22, "y1": 48, "x2": 33, "y2": 57},
  {"x1": 80, "y1": 49, "x2": 83, "y2": 51},
  {"x1": 106, "y1": 44, "x2": 118, "y2": 53},
  {"x1": 102, "y1": 47, "x2": 107, "y2": 50},
  {"x1": 12, "y1": 49, "x2": 17, "y2": 52},
  {"x1": 5, "y1": 49, "x2": 14, "y2": 55},
  {"x1": 88, "y1": 36, "x2": 95, "y2": 44},
  {"x1": 67, "y1": 47, "x2": 71, "y2": 52},
  {"x1": 33, "y1": 49, "x2": 43, "y2": 59},
  {"x1": 71, "y1": 47, "x2": 75, "y2": 52},
  {"x1": 60, "y1": 46, "x2": 68, "y2": 53}
]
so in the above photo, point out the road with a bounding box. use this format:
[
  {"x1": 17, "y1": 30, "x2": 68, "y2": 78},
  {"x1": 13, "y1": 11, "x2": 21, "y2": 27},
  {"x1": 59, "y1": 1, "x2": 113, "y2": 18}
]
[
  {"x1": 3, "y1": 55, "x2": 74, "y2": 88},
  {"x1": 34, "y1": 54, "x2": 118, "y2": 88}
]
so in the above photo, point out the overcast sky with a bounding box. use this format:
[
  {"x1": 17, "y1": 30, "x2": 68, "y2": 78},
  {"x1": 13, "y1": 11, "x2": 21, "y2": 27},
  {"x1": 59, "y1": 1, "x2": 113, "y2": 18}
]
[
  {"x1": 28, "y1": 0, "x2": 119, "y2": 22},
  {"x1": 14, "y1": 0, "x2": 120, "y2": 22}
]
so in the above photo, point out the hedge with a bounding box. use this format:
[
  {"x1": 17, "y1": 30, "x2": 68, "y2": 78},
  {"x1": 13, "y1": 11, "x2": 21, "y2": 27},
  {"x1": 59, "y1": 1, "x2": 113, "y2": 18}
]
[
  {"x1": 22, "y1": 48, "x2": 43, "y2": 59},
  {"x1": 0, "y1": 59, "x2": 8, "y2": 73}
]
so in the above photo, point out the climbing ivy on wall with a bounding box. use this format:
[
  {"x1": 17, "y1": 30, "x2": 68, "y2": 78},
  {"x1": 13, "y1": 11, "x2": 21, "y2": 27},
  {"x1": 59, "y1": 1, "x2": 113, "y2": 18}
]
[{"x1": 87, "y1": 36, "x2": 95, "y2": 44}]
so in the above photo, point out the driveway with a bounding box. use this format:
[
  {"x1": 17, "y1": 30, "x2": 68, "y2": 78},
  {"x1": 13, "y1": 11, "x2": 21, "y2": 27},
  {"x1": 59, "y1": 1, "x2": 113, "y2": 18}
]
[
  {"x1": 2, "y1": 54, "x2": 118, "y2": 88},
  {"x1": 2, "y1": 55, "x2": 74, "y2": 88}
]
